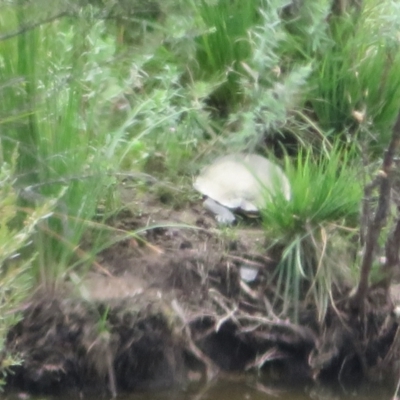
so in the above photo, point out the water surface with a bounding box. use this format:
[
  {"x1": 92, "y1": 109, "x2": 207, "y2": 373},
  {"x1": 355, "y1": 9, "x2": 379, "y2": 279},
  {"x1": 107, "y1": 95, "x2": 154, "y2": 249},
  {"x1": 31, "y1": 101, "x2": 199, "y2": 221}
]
[{"x1": 0, "y1": 378, "x2": 394, "y2": 400}]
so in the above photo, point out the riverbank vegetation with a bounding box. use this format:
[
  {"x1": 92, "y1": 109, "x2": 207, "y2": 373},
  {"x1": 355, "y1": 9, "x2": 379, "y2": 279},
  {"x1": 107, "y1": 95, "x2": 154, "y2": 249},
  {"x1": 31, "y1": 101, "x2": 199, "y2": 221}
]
[{"x1": 2, "y1": 0, "x2": 400, "y2": 397}]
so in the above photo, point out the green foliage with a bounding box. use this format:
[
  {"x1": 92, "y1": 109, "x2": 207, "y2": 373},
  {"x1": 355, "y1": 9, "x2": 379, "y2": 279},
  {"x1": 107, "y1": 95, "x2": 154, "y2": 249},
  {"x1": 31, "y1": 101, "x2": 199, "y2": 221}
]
[
  {"x1": 212, "y1": 0, "x2": 400, "y2": 152},
  {"x1": 0, "y1": 155, "x2": 56, "y2": 386},
  {"x1": 261, "y1": 146, "x2": 362, "y2": 321},
  {"x1": 191, "y1": 0, "x2": 262, "y2": 110},
  {"x1": 222, "y1": 2, "x2": 312, "y2": 151},
  {"x1": 284, "y1": 0, "x2": 400, "y2": 150},
  {"x1": 0, "y1": 1, "x2": 214, "y2": 288},
  {"x1": 0, "y1": 5, "x2": 122, "y2": 286}
]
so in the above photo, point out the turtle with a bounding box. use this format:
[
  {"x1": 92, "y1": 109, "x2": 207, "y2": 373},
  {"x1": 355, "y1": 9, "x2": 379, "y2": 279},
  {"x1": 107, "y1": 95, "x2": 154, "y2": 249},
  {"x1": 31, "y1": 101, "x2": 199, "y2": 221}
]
[{"x1": 193, "y1": 153, "x2": 291, "y2": 224}]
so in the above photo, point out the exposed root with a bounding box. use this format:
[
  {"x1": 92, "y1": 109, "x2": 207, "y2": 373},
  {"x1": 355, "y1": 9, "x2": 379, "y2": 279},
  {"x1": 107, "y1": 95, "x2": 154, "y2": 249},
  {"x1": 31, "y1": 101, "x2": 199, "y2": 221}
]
[
  {"x1": 171, "y1": 299, "x2": 220, "y2": 381},
  {"x1": 6, "y1": 188, "x2": 400, "y2": 396}
]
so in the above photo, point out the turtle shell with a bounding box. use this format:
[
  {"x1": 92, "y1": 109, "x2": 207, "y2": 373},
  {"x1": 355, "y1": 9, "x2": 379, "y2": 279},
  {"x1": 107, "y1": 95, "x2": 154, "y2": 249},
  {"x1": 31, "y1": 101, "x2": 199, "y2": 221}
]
[{"x1": 194, "y1": 153, "x2": 290, "y2": 212}]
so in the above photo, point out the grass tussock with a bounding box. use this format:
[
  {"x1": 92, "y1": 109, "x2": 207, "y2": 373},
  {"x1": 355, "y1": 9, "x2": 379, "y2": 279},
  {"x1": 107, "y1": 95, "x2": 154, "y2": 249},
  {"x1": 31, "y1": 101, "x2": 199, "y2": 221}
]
[{"x1": 262, "y1": 146, "x2": 362, "y2": 321}]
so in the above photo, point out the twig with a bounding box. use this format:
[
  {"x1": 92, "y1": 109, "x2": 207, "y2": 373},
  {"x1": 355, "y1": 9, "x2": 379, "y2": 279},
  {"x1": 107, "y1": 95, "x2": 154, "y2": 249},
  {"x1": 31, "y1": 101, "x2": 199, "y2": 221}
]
[
  {"x1": 106, "y1": 346, "x2": 117, "y2": 398},
  {"x1": 240, "y1": 280, "x2": 260, "y2": 300},
  {"x1": 0, "y1": 11, "x2": 69, "y2": 42},
  {"x1": 226, "y1": 254, "x2": 269, "y2": 267},
  {"x1": 330, "y1": 0, "x2": 363, "y2": 16},
  {"x1": 245, "y1": 347, "x2": 287, "y2": 370},
  {"x1": 338, "y1": 354, "x2": 353, "y2": 393},
  {"x1": 393, "y1": 368, "x2": 400, "y2": 400},
  {"x1": 262, "y1": 295, "x2": 280, "y2": 320},
  {"x1": 236, "y1": 314, "x2": 317, "y2": 344},
  {"x1": 190, "y1": 380, "x2": 218, "y2": 400},
  {"x1": 361, "y1": 174, "x2": 381, "y2": 246},
  {"x1": 252, "y1": 381, "x2": 282, "y2": 397},
  {"x1": 351, "y1": 112, "x2": 400, "y2": 314},
  {"x1": 209, "y1": 289, "x2": 241, "y2": 327},
  {"x1": 39, "y1": 223, "x2": 113, "y2": 277},
  {"x1": 381, "y1": 326, "x2": 400, "y2": 368},
  {"x1": 379, "y1": 215, "x2": 400, "y2": 291}
]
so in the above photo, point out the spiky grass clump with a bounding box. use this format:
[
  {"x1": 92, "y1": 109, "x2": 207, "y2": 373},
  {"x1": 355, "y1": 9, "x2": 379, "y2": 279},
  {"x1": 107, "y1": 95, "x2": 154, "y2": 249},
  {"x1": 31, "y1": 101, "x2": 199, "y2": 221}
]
[
  {"x1": 261, "y1": 146, "x2": 362, "y2": 322},
  {"x1": 191, "y1": 0, "x2": 261, "y2": 110},
  {"x1": 0, "y1": 5, "x2": 123, "y2": 287},
  {"x1": 304, "y1": 0, "x2": 400, "y2": 149}
]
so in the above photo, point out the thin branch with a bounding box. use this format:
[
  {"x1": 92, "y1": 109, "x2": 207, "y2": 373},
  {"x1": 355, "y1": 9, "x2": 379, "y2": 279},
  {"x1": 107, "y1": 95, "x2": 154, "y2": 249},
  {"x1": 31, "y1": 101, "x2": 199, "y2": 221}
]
[
  {"x1": 360, "y1": 173, "x2": 381, "y2": 246},
  {"x1": 351, "y1": 112, "x2": 400, "y2": 314},
  {"x1": 377, "y1": 214, "x2": 400, "y2": 292},
  {"x1": 330, "y1": 0, "x2": 363, "y2": 16},
  {"x1": 0, "y1": 11, "x2": 69, "y2": 42}
]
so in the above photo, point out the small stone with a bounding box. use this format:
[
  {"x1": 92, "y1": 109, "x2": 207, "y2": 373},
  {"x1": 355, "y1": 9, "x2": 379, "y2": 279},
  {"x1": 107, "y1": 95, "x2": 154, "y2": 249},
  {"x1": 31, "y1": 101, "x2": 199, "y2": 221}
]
[{"x1": 240, "y1": 264, "x2": 259, "y2": 282}]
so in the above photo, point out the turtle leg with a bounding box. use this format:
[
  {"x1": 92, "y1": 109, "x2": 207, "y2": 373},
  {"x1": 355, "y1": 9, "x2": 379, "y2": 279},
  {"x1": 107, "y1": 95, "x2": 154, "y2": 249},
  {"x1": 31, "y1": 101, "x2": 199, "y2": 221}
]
[{"x1": 203, "y1": 197, "x2": 236, "y2": 225}]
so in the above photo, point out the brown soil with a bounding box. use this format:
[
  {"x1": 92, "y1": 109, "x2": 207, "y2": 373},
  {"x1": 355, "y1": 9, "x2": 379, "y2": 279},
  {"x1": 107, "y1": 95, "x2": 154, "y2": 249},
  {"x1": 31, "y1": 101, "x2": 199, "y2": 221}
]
[{"x1": 5, "y1": 186, "x2": 400, "y2": 397}]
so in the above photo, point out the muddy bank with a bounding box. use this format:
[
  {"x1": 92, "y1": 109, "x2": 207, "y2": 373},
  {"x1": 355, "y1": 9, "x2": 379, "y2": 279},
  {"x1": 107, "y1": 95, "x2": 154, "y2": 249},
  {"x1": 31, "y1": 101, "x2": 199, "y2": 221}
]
[{"x1": 4, "y1": 191, "x2": 400, "y2": 397}]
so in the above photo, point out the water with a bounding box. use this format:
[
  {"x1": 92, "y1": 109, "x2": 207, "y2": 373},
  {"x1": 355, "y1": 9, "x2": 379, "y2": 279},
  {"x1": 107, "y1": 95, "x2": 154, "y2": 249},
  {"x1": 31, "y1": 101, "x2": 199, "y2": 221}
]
[{"x1": 0, "y1": 378, "x2": 395, "y2": 400}]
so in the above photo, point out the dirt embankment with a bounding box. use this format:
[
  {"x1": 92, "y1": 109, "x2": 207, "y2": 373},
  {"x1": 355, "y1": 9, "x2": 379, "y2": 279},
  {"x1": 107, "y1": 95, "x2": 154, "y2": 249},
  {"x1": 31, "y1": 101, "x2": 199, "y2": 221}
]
[{"x1": 5, "y1": 190, "x2": 400, "y2": 397}]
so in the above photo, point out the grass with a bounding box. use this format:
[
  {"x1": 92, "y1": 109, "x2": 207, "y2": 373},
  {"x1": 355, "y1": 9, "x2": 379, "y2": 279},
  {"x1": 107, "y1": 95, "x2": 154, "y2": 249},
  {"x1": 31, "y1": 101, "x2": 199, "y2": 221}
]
[
  {"x1": 0, "y1": 5, "x2": 123, "y2": 286},
  {"x1": 0, "y1": 1, "x2": 210, "y2": 289},
  {"x1": 190, "y1": 0, "x2": 262, "y2": 111},
  {"x1": 0, "y1": 153, "x2": 57, "y2": 383},
  {"x1": 286, "y1": 0, "x2": 400, "y2": 150},
  {"x1": 261, "y1": 146, "x2": 362, "y2": 322}
]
